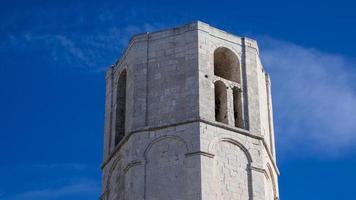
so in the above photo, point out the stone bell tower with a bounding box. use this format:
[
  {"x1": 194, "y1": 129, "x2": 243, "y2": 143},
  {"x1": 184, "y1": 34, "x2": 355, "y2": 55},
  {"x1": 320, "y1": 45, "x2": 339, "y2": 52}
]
[{"x1": 100, "y1": 21, "x2": 279, "y2": 200}]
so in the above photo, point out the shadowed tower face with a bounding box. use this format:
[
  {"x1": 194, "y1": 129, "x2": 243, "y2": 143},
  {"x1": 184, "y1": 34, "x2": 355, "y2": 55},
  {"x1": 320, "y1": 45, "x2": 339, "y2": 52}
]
[{"x1": 100, "y1": 21, "x2": 279, "y2": 200}]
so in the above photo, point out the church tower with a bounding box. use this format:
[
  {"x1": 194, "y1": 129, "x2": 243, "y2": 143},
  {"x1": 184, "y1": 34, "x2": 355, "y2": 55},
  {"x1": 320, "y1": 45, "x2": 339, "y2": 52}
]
[{"x1": 100, "y1": 21, "x2": 279, "y2": 200}]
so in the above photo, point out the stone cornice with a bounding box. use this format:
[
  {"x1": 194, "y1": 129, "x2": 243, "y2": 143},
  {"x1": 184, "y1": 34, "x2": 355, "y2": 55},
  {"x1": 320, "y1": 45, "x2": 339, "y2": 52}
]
[{"x1": 101, "y1": 117, "x2": 279, "y2": 175}]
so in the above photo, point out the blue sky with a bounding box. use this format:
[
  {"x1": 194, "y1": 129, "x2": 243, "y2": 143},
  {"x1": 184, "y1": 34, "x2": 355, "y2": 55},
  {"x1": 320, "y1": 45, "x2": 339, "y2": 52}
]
[{"x1": 1, "y1": 0, "x2": 356, "y2": 199}]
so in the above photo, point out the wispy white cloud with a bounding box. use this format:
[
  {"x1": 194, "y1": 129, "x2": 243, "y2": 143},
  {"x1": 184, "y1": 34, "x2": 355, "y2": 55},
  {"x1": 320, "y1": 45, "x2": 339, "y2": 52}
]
[
  {"x1": 1, "y1": 179, "x2": 100, "y2": 200},
  {"x1": 0, "y1": 163, "x2": 99, "y2": 200},
  {"x1": 0, "y1": 1, "x2": 170, "y2": 72},
  {"x1": 2, "y1": 22, "x2": 166, "y2": 73},
  {"x1": 260, "y1": 37, "x2": 356, "y2": 158}
]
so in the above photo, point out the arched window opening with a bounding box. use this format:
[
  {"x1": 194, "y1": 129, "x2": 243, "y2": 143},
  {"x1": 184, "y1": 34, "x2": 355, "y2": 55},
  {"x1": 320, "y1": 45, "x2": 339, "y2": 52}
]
[
  {"x1": 214, "y1": 47, "x2": 240, "y2": 83},
  {"x1": 233, "y1": 87, "x2": 244, "y2": 128},
  {"x1": 215, "y1": 81, "x2": 228, "y2": 124},
  {"x1": 115, "y1": 69, "x2": 127, "y2": 146}
]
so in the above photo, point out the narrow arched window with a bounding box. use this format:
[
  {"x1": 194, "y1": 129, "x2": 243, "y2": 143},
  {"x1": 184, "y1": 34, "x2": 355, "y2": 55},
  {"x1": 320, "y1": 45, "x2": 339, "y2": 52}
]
[
  {"x1": 215, "y1": 81, "x2": 228, "y2": 124},
  {"x1": 115, "y1": 69, "x2": 127, "y2": 146},
  {"x1": 214, "y1": 47, "x2": 240, "y2": 83},
  {"x1": 233, "y1": 87, "x2": 244, "y2": 128}
]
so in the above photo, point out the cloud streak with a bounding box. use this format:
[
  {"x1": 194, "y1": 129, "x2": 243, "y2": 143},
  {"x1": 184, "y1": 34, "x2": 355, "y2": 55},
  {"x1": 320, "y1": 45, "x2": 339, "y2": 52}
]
[
  {"x1": 1, "y1": 3, "x2": 168, "y2": 72},
  {"x1": 0, "y1": 163, "x2": 100, "y2": 200},
  {"x1": 260, "y1": 38, "x2": 356, "y2": 158},
  {"x1": 3, "y1": 23, "x2": 166, "y2": 72},
  {"x1": 1, "y1": 179, "x2": 100, "y2": 200}
]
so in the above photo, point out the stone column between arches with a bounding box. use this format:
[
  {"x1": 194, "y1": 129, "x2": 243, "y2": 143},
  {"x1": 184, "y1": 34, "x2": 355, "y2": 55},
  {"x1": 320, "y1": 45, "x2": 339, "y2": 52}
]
[{"x1": 226, "y1": 87, "x2": 235, "y2": 127}]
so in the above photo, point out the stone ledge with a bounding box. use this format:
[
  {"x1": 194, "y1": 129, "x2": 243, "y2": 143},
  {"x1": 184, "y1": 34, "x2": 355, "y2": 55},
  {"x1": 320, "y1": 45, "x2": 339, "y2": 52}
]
[{"x1": 101, "y1": 117, "x2": 279, "y2": 173}]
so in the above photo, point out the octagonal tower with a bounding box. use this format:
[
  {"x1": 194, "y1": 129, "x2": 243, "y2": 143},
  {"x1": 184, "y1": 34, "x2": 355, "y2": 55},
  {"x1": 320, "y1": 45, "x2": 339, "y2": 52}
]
[{"x1": 100, "y1": 21, "x2": 279, "y2": 200}]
